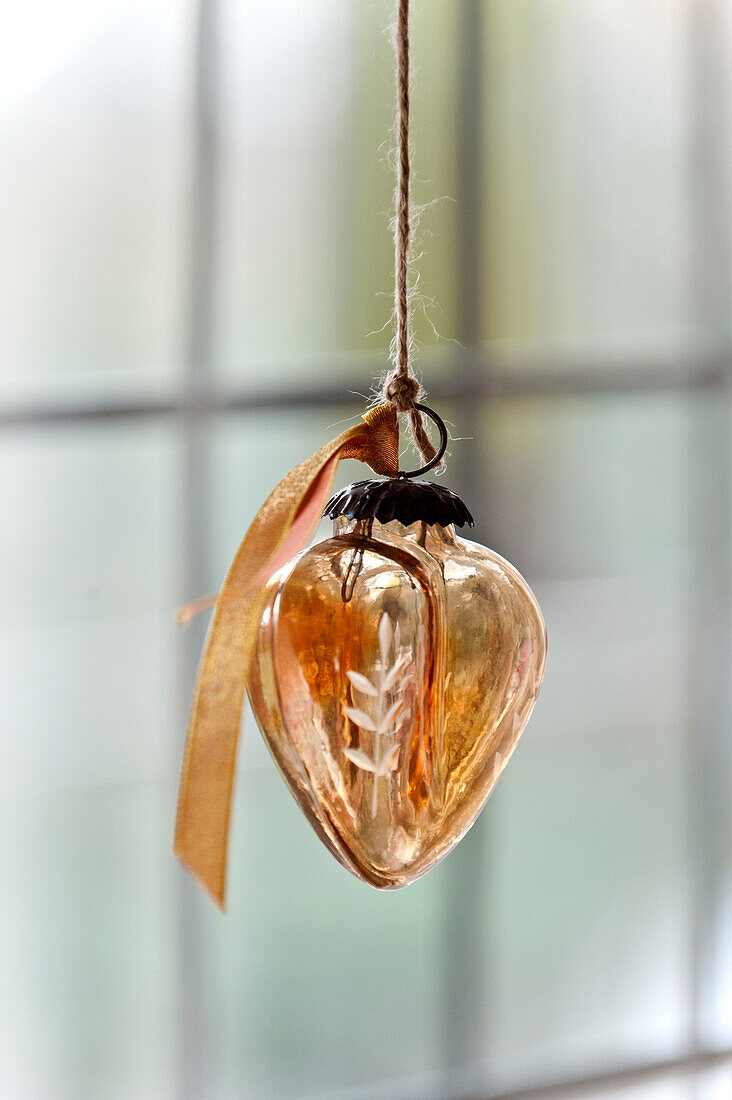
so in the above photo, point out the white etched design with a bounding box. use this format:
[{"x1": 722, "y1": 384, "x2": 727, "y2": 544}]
[{"x1": 342, "y1": 612, "x2": 409, "y2": 817}]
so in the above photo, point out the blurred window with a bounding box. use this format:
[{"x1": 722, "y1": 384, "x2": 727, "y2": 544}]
[{"x1": 1, "y1": 2, "x2": 731, "y2": 1098}]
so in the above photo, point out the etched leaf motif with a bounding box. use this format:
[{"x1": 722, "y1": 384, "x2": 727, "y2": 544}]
[
  {"x1": 343, "y1": 748, "x2": 377, "y2": 773},
  {"x1": 376, "y1": 745, "x2": 400, "y2": 776},
  {"x1": 340, "y1": 611, "x2": 410, "y2": 818},
  {"x1": 346, "y1": 670, "x2": 378, "y2": 697},
  {"x1": 379, "y1": 698, "x2": 403, "y2": 733},
  {"x1": 379, "y1": 613, "x2": 392, "y2": 664},
  {"x1": 383, "y1": 654, "x2": 410, "y2": 692},
  {"x1": 343, "y1": 706, "x2": 377, "y2": 732}
]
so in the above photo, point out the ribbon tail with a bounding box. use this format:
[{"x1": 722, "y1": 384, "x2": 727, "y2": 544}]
[
  {"x1": 174, "y1": 406, "x2": 398, "y2": 909},
  {"x1": 175, "y1": 593, "x2": 219, "y2": 624}
]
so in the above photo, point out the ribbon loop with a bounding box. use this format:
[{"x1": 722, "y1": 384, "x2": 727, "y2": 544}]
[{"x1": 174, "y1": 404, "x2": 399, "y2": 908}]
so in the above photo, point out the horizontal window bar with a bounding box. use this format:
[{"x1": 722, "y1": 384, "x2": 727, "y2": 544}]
[
  {"x1": 480, "y1": 1047, "x2": 732, "y2": 1100},
  {"x1": 0, "y1": 352, "x2": 728, "y2": 430}
]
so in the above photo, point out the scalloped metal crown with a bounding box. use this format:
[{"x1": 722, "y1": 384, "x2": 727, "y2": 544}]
[{"x1": 324, "y1": 479, "x2": 474, "y2": 529}]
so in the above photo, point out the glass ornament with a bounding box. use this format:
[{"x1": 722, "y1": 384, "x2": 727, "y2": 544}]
[{"x1": 248, "y1": 474, "x2": 546, "y2": 889}]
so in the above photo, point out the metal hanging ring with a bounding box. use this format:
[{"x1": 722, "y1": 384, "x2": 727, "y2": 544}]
[{"x1": 397, "y1": 403, "x2": 448, "y2": 479}]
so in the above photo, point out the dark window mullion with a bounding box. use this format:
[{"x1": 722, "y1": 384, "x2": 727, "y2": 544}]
[{"x1": 175, "y1": 0, "x2": 221, "y2": 1097}]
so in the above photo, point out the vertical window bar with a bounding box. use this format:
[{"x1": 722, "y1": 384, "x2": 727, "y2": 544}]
[
  {"x1": 175, "y1": 0, "x2": 220, "y2": 1096},
  {"x1": 687, "y1": 0, "x2": 732, "y2": 1056},
  {"x1": 440, "y1": 2, "x2": 488, "y2": 1093}
]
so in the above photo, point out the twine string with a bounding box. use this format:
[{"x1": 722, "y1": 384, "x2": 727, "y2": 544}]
[{"x1": 381, "y1": 0, "x2": 437, "y2": 465}]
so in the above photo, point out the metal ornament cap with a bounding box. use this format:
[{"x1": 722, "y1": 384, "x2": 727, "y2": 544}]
[{"x1": 325, "y1": 478, "x2": 474, "y2": 530}]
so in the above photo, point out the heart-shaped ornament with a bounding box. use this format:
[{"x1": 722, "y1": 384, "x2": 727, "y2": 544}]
[{"x1": 248, "y1": 478, "x2": 546, "y2": 888}]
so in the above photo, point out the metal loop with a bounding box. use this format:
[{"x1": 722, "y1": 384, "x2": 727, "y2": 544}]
[{"x1": 398, "y1": 403, "x2": 448, "y2": 479}]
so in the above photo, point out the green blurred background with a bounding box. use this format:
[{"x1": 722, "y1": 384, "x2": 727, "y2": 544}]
[{"x1": 2, "y1": 1, "x2": 732, "y2": 1097}]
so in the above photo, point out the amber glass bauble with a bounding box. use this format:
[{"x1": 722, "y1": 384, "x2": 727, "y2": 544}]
[{"x1": 248, "y1": 480, "x2": 546, "y2": 888}]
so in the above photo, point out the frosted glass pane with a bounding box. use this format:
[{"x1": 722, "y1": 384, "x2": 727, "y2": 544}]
[
  {"x1": 695, "y1": 395, "x2": 732, "y2": 1049},
  {"x1": 481, "y1": 0, "x2": 691, "y2": 361},
  {"x1": 208, "y1": 410, "x2": 345, "y2": 773},
  {"x1": 697, "y1": 1065, "x2": 732, "y2": 1100},
  {"x1": 535, "y1": 564, "x2": 688, "y2": 745},
  {"x1": 479, "y1": 393, "x2": 690, "y2": 581},
  {"x1": 209, "y1": 409, "x2": 348, "y2": 588},
  {"x1": 0, "y1": 0, "x2": 192, "y2": 399},
  {"x1": 0, "y1": 423, "x2": 183, "y2": 789},
  {"x1": 466, "y1": 394, "x2": 695, "y2": 1087},
  {"x1": 201, "y1": 768, "x2": 444, "y2": 1100},
  {"x1": 478, "y1": 716, "x2": 691, "y2": 1088},
  {"x1": 0, "y1": 786, "x2": 176, "y2": 1099},
  {"x1": 214, "y1": 1, "x2": 459, "y2": 388}
]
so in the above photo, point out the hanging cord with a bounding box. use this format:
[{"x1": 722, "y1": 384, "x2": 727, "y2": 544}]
[{"x1": 381, "y1": 0, "x2": 437, "y2": 465}]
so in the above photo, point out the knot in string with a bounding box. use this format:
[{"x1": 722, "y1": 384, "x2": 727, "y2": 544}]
[{"x1": 384, "y1": 371, "x2": 421, "y2": 412}]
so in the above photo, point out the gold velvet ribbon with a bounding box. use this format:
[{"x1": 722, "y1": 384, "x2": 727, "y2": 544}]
[{"x1": 174, "y1": 404, "x2": 400, "y2": 908}]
